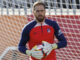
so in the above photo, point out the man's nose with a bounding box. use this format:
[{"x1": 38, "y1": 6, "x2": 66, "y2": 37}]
[{"x1": 38, "y1": 11, "x2": 43, "y2": 14}]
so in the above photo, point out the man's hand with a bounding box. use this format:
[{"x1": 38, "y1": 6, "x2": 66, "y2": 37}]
[
  {"x1": 42, "y1": 41, "x2": 58, "y2": 55},
  {"x1": 26, "y1": 46, "x2": 44, "y2": 59}
]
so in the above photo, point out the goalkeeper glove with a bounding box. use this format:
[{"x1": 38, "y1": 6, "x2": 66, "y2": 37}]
[
  {"x1": 42, "y1": 41, "x2": 58, "y2": 55},
  {"x1": 26, "y1": 45, "x2": 44, "y2": 59}
]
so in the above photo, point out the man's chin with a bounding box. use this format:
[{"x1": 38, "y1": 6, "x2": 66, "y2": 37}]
[
  {"x1": 37, "y1": 19, "x2": 44, "y2": 22},
  {"x1": 36, "y1": 17, "x2": 45, "y2": 22}
]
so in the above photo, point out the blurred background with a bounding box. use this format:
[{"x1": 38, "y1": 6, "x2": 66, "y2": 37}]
[{"x1": 0, "y1": 0, "x2": 80, "y2": 60}]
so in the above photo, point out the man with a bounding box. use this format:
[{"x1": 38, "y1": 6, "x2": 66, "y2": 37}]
[{"x1": 18, "y1": 1, "x2": 67, "y2": 60}]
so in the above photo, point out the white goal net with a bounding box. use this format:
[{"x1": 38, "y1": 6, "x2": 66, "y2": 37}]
[{"x1": 0, "y1": 0, "x2": 80, "y2": 60}]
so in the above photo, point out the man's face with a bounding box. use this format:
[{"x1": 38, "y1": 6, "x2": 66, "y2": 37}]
[{"x1": 33, "y1": 5, "x2": 45, "y2": 22}]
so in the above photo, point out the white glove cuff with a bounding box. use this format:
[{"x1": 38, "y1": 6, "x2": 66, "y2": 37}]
[
  {"x1": 26, "y1": 50, "x2": 31, "y2": 56},
  {"x1": 52, "y1": 43, "x2": 58, "y2": 49}
]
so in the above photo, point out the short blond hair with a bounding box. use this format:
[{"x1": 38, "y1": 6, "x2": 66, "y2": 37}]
[{"x1": 33, "y1": 1, "x2": 45, "y2": 10}]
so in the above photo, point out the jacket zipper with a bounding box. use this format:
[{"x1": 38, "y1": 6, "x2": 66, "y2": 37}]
[{"x1": 41, "y1": 23, "x2": 43, "y2": 33}]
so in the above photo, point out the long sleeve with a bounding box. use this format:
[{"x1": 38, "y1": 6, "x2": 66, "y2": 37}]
[
  {"x1": 53, "y1": 21, "x2": 67, "y2": 49},
  {"x1": 18, "y1": 26, "x2": 29, "y2": 54},
  {"x1": 18, "y1": 20, "x2": 36, "y2": 54}
]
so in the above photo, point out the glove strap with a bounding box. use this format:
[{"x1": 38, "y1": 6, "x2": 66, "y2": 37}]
[
  {"x1": 26, "y1": 50, "x2": 31, "y2": 56},
  {"x1": 52, "y1": 43, "x2": 58, "y2": 49}
]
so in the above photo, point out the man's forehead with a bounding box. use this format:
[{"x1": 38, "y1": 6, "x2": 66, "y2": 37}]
[{"x1": 34, "y1": 5, "x2": 45, "y2": 10}]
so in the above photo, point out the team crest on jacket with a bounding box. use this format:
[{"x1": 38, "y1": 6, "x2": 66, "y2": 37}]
[{"x1": 47, "y1": 28, "x2": 51, "y2": 33}]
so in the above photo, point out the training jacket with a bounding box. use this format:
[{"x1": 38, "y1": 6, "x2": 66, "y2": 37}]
[{"x1": 18, "y1": 19, "x2": 67, "y2": 60}]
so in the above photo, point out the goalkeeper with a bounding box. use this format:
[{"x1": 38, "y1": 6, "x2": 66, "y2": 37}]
[{"x1": 18, "y1": 1, "x2": 67, "y2": 60}]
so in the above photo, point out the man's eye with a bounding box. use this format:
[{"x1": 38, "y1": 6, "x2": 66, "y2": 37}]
[
  {"x1": 41, "y1": 10, "x2": 44, "y2": 12},
  {"x1": 36, "y1": 10, "x2": 44, "y2": 12},
  {"x1": 36, "y1": 10, "x2": 39, "y2": 12}
]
